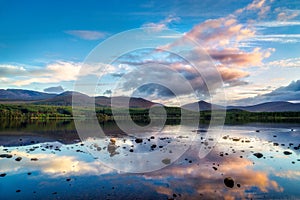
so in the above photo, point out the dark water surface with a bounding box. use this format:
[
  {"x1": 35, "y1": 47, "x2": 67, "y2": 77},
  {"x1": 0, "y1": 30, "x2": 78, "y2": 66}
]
[{"x1": 0, "y1": 120, "x2": 299, "y2": 199}]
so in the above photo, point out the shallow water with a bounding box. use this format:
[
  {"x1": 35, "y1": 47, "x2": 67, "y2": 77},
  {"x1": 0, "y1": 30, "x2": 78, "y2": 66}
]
[{"x1": 0, "y1": 122, "x2": 299, "y2": 199}]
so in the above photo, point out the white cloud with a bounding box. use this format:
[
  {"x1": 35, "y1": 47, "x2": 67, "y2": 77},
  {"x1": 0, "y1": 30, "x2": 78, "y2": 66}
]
[
  {"x1": 0, "y1": 64, "x2": 27, "y2": 76},
  {"x1": 0, "y1": 61, "x2": 118, "y2": 87},
  {"x1": 275, "y1": 8, "x2": 300, "y2": 21},
  {"x1": 250, "y1": 34, "x2": 300, "y2": 43},
  {"x1": 13, "y1": 61, "x2": 81, "y2": 86},
  {"x1": 255, "y1": 21, "x2": 300, "y2": 27},
  {"x1": 235, "y1": 80, "x2": 300, "y2": 105},
  {"x1": 265, "y1": 58, "x2": 300, "y2": 68},
  {"x1": 65, "y1": 30, "x2": 106, "y2": 40},
  {"x1": 142, "y1": 15, "x2": 180, "y2": 32}
]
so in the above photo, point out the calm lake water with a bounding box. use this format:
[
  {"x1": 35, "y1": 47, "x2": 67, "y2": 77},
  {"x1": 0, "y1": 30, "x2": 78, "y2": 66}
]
[{"x1": 0, "y1": 120, "x2": 299, "y2": 199}]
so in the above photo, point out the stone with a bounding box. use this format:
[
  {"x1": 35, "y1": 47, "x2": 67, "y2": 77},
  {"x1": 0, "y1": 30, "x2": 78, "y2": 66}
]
[
  {"x1": 253, "y1": 153, "x2": 263, "y2": 158},
  {"x1": 15, "y1": 157, "x2": 22, "y2": 162},
  {"x1": 162, "y1": 158, "x2": 171, "y2": 165},
  {"x1": 224, "y1": 177, "x2": 234, "y2": 188},
  {"x1": 283, "y1": 151, "x2": 292, "y2": 155},
  {"x1": 135, "y1": 138, "x2": 143, "y2": 143}
]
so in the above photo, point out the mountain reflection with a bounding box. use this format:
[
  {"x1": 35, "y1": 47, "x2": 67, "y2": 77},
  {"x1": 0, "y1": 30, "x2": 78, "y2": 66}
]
[{"x1": 0, "y1": 125, "x2": 299, "y2": 199}]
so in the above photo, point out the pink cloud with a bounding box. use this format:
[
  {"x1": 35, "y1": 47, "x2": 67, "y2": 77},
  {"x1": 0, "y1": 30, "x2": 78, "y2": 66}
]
[
  {"x1": 158, "y1": 0, "x2": 275, "y2": 90},
  {"x1": 65, "y1": 30, "x2": 106, "y2": 40},
  {"x1": 208, "y1": 48, "x2": 274, "y2": 67},
  {"x1": 218, "y1": 66, "x2": 249, "y2": 81}
]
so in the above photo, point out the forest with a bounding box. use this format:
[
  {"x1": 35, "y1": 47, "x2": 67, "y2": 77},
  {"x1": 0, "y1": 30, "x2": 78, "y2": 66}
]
[{"x1": 0, "y1": 104, "x2": 299, "y2": 123}]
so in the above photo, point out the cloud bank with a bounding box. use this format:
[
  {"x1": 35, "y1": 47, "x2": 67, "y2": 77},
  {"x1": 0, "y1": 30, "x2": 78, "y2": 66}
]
[
  {"x1": 44, "y1": 86, "x2": 64, "y2": 93},
  {"x1": 237, "y1": 80, "x2": 300, "y2": 104}
]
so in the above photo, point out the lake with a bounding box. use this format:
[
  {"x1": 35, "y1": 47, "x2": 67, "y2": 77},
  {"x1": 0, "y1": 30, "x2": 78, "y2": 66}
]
[{"x1": 0, "y1": 120, "x2": 299, "y2": 199}]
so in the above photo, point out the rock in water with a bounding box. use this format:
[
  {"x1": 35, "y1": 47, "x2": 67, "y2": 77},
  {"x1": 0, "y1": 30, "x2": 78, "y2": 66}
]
[
  {"x1": 224, "y1": 177, "x2": 234, "y2": 188},
  {"x1": 0, "y1": 154, "x2": 12, "y2": 158},
  {"x1": 253, "y1": 153, "x2": 263, "y2": 158},
  {"x1": 15, "y1": 157, "x2": 22, "y2": 162},
  {"x1": 135, "y1": 138, "x2": 143, "y2": 143},
  {"x1": 162, "y1": 158, "x2": 171, "y2": 165},
  {"x1": 110, "y1": 138, "x2": 116, "y2": 144},
  {"x1": 283, "y1": 151, "x2": 292, "y2": 155}
]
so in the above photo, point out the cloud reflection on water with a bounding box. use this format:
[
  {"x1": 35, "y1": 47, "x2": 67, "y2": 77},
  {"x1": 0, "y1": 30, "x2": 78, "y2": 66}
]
[{"x1": 0, "y1": 125, "x2": 299, "y2": 199}]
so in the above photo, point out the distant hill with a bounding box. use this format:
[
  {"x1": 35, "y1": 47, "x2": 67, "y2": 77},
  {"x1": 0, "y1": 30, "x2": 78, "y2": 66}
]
[
  {"x1": 0, "y1": 89, "x2": 157, "y2": 108},
  {"x1": 182, "y1": 100, "x2": 300, "y2": 112},
  {"x1": 98, "y1": 96, "x2": 156, "y2": 108},
  {"x1": 0, "y1": 89, "x2": 299, "y2": 112},
  {"x1": 35, "y1": 91, "x2": 90, "y2": 106},
  {"x1": 0, "y1": 89, "x2": 55, "y2": 101},
  {"x1": 182, "y1": 100, "x2": 224, "y2": 111},
  {"x1": 227, "y1": 101, "x2": 300, "y2": 112}
]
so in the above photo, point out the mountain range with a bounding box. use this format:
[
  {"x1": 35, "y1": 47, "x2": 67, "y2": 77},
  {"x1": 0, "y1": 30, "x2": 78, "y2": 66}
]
[
  {"x1": 182, "y1": 100, "x2": 300, "y2": 112},
  {"x1": 0, "y1": 89, "x2": 155, "y2": 108},
  {"x1": 0, "y1": 89, "x2": 299, "y2": 112}
]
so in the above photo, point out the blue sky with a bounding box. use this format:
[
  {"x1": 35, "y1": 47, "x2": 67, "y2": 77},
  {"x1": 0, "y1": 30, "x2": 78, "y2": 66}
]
[{"x1": 0, "y1": 0, "x2": 300, "y2": 105}]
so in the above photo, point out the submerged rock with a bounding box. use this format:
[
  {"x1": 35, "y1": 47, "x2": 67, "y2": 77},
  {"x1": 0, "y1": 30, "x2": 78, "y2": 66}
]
[
  {"x1": 253, "y1": 153, "x2": 263, "y2": 158},
  {"x1": 162, "y1": 158, "x2": 171, "y2": 165},
  {"x1": 107, "y1": 143, "x2": 119, "y2": 157},
  {"x1": 224, "y1": 177, "x2": 234, "y2": 188},
  {"x1": 0, "y1": 173, "x2": 6, "y2": 177},
  {"x1": 96, "y1": 147, "x2": 102, "y2": 151}
]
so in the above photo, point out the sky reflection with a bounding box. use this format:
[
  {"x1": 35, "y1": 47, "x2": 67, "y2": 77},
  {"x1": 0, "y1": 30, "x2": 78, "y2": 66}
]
[{"x1": 0, "y1": 125, "x2": 299, "y2": 199}]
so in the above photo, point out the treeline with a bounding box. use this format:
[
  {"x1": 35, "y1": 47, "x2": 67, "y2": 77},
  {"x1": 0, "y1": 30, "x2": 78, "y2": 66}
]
[
  {"x1": 225, "y1": 109, "x2": 300, "y2": 123},
  {"x1": 0, "y1": 104, "x2": 299, "y2": 123},
  {"x1": 0, "y1": 104, "x2": 73, "y2": 120}
]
